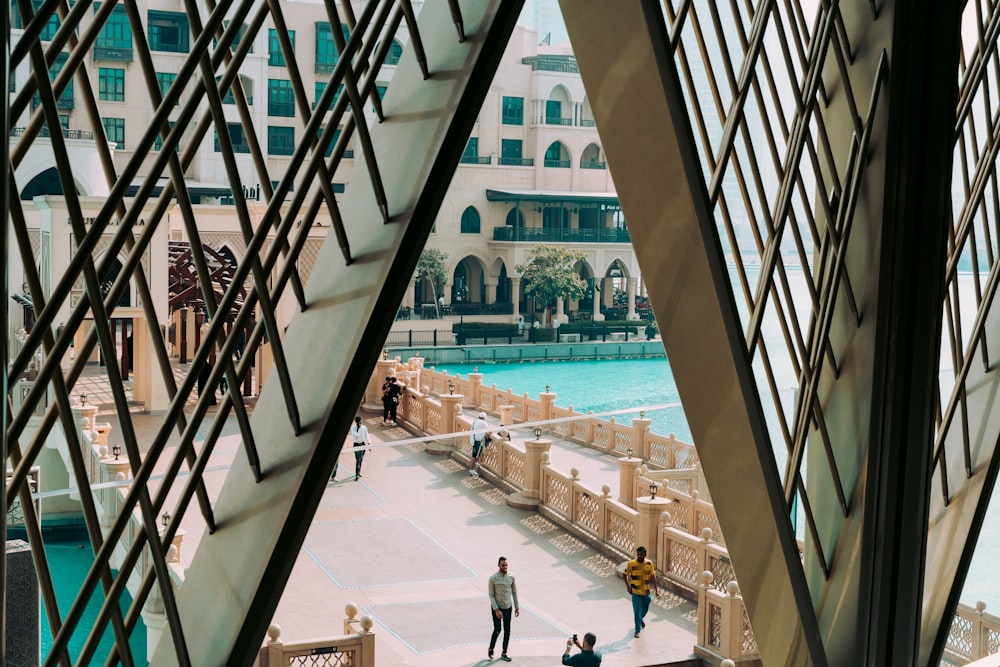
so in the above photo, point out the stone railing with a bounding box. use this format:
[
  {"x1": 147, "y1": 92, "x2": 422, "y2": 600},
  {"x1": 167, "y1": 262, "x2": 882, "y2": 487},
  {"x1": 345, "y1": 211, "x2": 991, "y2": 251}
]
[
  {"x1": 256, "y1": 605, "x2": 375, "y2": 667},
  {"x1": 62, "y1": 404, "x2": 186, "y2": 661},
  {"x1": 945, "y1": 602, "x2": 1000, "y2": 664}
]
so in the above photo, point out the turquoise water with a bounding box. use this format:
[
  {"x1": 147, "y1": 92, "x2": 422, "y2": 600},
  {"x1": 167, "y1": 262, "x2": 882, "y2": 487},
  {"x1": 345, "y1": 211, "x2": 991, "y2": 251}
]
[
  {"x1": 440, "y1": 357, "x2": 692, "y2": 442},
  {"x1": 39, "y1": 533, "x2": 148, "y2": 665},
  {"x1": 437, "y1": 357, "x2": 1000, "y2": 614}
]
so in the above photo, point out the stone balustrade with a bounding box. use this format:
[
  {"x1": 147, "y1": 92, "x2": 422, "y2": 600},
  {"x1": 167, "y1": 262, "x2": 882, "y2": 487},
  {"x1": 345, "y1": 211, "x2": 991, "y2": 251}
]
[
  {"x1": 945, "y1": 601, "x2": 1000, "y2": 664},
  {"x1": 393, "y1": 360, "x2": 1000, "y2": 664},
  {"x1": 258, "y1": 609, "x2": 375, "y2": 667}
]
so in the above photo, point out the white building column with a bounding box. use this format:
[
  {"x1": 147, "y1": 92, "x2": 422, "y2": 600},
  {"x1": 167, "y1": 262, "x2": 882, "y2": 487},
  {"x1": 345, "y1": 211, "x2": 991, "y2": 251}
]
[
  {"x1": 626, "y1": 277, "x2": 638, "y2": 320},
  {"x1": 485, "y1": 281, "x2": 497, "y2": 305},
  {"x1": 511, "y1": 277, "x2": 521, "y2": 319},
  {"x1": 555, "y1": 297, "x2": 566, "y2": 324}
]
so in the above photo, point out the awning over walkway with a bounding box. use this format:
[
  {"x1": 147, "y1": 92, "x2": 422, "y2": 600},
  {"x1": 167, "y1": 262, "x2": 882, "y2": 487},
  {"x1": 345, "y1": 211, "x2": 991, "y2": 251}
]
[
  {"x1": 485, "y1": 188, "x2": 620, "y2": 207},
  {"x1": 125, "y1": 178, "x2": 232, "y2": 199}
]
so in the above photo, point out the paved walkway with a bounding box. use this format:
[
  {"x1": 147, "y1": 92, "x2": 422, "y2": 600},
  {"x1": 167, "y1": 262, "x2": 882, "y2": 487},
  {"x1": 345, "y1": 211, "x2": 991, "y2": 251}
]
[
  {"x1": 274, "y1": 410, "x2": 699, "y2": 667},
  {"x1": 82, "y1": 363, "x2": 700, "y2": 666}
]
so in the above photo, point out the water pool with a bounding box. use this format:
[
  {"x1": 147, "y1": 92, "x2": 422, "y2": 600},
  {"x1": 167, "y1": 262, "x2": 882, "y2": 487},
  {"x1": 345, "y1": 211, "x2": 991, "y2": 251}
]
[
  {"x1": 438, "y1": 357, "x2": 692, "y2": 442},
  {"x1": 31, "y1": 531, "x2": 149, "y2": 665}
]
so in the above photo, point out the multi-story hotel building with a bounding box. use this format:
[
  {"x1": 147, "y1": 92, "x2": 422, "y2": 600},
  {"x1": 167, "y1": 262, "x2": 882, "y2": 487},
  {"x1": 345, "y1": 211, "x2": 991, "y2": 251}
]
[{"x1": 10, "y1": 6, "x2": 643, "y2": 329}]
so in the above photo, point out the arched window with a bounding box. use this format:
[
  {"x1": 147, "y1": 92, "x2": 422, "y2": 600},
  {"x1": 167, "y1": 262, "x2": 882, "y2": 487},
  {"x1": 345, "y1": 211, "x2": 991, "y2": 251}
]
[
  {"x1": 505, "y1": 207, "x2": 524, "y2": 227},
  {"x1": 460, "y1": 206, "x2": 481, "y2": 234},
  {"x1": 384, "y1": 39, "x2": 403, "y2": 66},
  {"x1": 544, "y1": 141, "x2": 570, "y2": 168}
]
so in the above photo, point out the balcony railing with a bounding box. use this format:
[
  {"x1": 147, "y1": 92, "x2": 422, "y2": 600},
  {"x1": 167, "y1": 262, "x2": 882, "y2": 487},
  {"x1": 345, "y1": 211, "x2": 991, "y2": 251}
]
[
  {"x1": 315, "y1": 60, "x2": 337, "y2": 74},
  {"x1": 460, "y1": 155, "x2": 491, "y2": 165},
  {"x1": 498, "y1": 157, "x2": 533, "y2": 167},
  {"x1": 93, "y1": 46, "x2": 133, "y2": 62},
  {"x1": 545, "y1": 116, "x2": 573, "y2": 126},
  {"x1": 492, "y1": 226, "x2": 631, "y2": 243},
  {"x1": 268, "y1": 100, "x2": 295, "y2": 117},
  {"x1": 10, "y1": 126, "x2": 94, "y2": 140},
  {"x1": 544, "y1": 158, "x2": 571, "y2": 168},
  {"x1": 581, "y1": 160, "x2": 606, "y2": 170},
  {"x1": 580, "y1": 119, "x2": 596, "y2": 127}
]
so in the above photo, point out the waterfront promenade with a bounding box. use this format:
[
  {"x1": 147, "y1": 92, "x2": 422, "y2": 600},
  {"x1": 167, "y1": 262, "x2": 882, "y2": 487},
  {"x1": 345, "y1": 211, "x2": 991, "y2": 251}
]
[
  {"x1": 73, "y1": 367, "x2": 700, "y2": 666},
  {"x1": 271, "y1": 412, "x2": 700, "y2": 666}
]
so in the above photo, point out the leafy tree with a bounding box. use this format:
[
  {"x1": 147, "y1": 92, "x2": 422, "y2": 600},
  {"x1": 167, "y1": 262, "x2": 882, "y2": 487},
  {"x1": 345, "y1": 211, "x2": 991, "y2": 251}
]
[
  {"x1": 516, "y1": 245, "x2": 587, "y2": 325},
  {"x1": 416, "y1": 248, "x2": 448, "y2": 316}
]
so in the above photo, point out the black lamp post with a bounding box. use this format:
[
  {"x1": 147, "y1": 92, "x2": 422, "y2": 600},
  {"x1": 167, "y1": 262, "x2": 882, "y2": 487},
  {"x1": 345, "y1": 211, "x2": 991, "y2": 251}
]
[
  {"x1": 112, "y1": 445, "x2": 121, "y2": 460},
  {"x1": 650, "y1": 483, "x2": 658, "y2": 500},
  {"x1": 534, "y1": 426, "x2": 542, "y2": 440},
  {"x1": 448, "y1": 381, "x2": 455, "y2": 395}
]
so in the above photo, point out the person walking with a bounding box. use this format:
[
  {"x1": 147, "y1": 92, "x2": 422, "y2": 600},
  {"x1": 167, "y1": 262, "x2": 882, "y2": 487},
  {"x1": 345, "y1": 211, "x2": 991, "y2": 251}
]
[
  {"x1": 562, "y1": 632, "x2": 602, "y2": 665},
  {"x1": 517, "y1": 316, "x2": 524, "y2": 337},
  {"x1": 623, "y1": 546, "x2": 659, "y2": 637},
  {"x1": 487, "y1": 556, "x2": 519, "y2": 661},
  {"x1": 469, "y1": 412, "x2": 489, "y2": 475},
  {"x1": 349, "y1": 416, "x2": 369, "y2": 481}
]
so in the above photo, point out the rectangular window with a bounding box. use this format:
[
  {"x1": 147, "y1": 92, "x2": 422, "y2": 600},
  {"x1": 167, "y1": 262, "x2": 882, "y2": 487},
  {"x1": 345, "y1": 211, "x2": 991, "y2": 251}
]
[
  {"x1": 500, "y1": 139, "x2": 531, "y2": 166},
  {"x1": 217, "y1": 20, "x2": 253, "y2": 53},
  {"x1": 315, "y1": 22, "x2": 337, "y2": 72},
  {"x1": 268, "y1": 79, "x2": 295, "y2": 117},
  {"x1": 267, "y1": 126, "x2": 294, "y2": 156},
  {"x1": 332, "y1": 127, "x2": 354, "y2": 158},
  {"x1": 155, "y1": 72, "x2": 179, "y2": 105},
  {"x1": 268, "y1": 28, "x2": 293, "y2": 66},
  {"x1": 148, "y1": 11, "x2": 190, "y2": 53},
  {"x1": 463, "y1": 137, "x2": 478, "y2": 158},
  {"x1": 21, "y1": 0, "x2": 62, "y2": 41},
  {"x1": 102, "y1": 117, "x2": 125, "y2": 149},
  {"x1": 98, "y1": 67, "x2": 125, "y2": 101},
  {"x1": 214, "y1": 122, "x2": 251, "y2": 153},
  {"x1": 546, "y1": 100, "x2": 569, "y2": 125},
  {"x1": 313, "y1": 81, "x2": 343, "y2": 110},
  {"x1": 94, "y1": 4, "x2": 133, "y2": 61},
  {"x1": 154, "y1": 121, "x2": 177, "y2": 151},
  {"x1": 33, "y1": 53, "x2": 74, "y2": 110},
  {"x1": 502, "y1": 96, "x2": 523, "y2": 125}
]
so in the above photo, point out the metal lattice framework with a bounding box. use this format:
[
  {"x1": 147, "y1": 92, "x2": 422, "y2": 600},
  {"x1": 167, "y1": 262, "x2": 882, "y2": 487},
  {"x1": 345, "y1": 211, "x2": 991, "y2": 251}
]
[
  {"x1": 563, "y1": 0, "x2": 994, "y2": 665},
  {"x1": 7, "y1": 0, "x2": 1000, "y2": 664},
  {"x1": 4, "y1": 0, "x2": 525, "y2": 664}
]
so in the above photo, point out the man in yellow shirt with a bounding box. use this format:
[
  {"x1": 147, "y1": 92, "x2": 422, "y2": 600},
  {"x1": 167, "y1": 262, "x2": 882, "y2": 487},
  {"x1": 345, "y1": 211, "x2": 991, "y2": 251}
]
[{"x1": 623, "y1": 546, "x2": 659, "y2": 638}]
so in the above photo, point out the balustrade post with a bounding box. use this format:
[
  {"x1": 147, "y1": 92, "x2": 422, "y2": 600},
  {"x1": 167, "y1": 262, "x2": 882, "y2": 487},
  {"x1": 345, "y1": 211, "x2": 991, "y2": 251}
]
[
  {"x1": 508, "y1": 436, "x2": 551, "y2": 510},
  {"x1": 585, "y1": 410, "x2": 595, "y2": 444},
  {"x1": 636, "y1": 486, "x2": 671, "y2": 562},
  {"x1": 499, "y1": 405, "x2": 514, "y2": 426},
  {"x1": 666, "y1": 434, "x2": 678, "y2": 468},
  {"x1": 598, "y1": 484, "x2": 612, "y2": 541},
  {"x1": 540, "y1": 388, "x2": 555, "y2": 422},
  {"x1": 468, "y1": 368, "x2": 483, "y2": 408},
  {"x1": 631, "y1": 415, "x2": 651, "y2": 460},
  {"x1": 697, "y1": 570, "x2": 714, "y2": 649},
  {"x1": 973, "y1": 601, "x2": 987, "y2": 659},
  {"x1": 427, "y1": 394, "x2": 463, "y2": 455},
  {"x1": 99, "y1": 458, "x2": 130, "y2": 532},
  {"x1": 568, "y1": 467, "x2": 581, "y2": 522},
  {"x1": 618, "y1": 454, "x2": 643, "y2": 506},
  {"x1": 722, "y1": 581, "x2": 745, "y2": 660},
  {"x1": 265, "y1": 623, "x2": 285, "y2": 665}
]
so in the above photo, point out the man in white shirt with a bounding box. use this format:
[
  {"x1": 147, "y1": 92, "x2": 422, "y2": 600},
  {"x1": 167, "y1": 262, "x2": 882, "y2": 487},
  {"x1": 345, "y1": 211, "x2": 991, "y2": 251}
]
[
  {"x1": 349, "y1": 416, "x2": 370, "y2": 481},
  {"x1": 469, "y1": 412, "x2": 489, "y2": 476}
]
